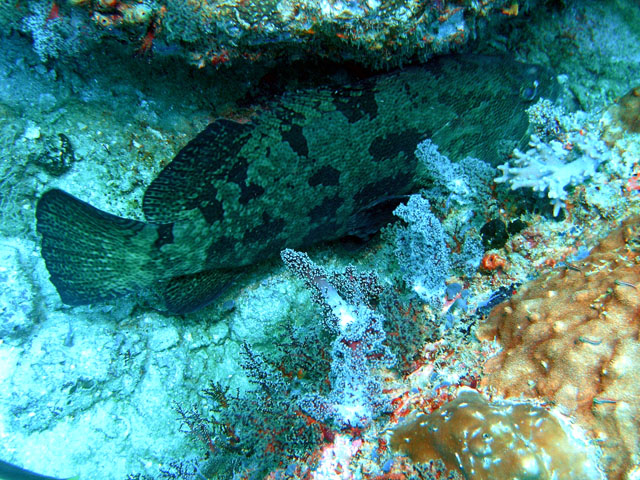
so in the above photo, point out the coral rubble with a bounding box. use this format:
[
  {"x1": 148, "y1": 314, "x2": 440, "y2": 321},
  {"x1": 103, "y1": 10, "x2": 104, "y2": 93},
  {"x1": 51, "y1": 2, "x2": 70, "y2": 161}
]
[{"x1": 477, "y1": 216, "x2": 640, "y2": 480}]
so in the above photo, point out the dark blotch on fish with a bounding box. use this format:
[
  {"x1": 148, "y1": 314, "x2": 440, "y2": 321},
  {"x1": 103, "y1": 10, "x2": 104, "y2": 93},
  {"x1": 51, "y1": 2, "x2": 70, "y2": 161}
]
[
  {"x1": 281, "y1": 123, "x2": 309, "y2": 157},
  {"x1": 153, "y1": 223, "x2": 174, "y2": 249},
  {"x1": 368, "y1": 129, "x2": 424, "y2": 163},
  {"x1": 331, "y1": 82, "x2": 378, "y2": 123},
  {"x1": 308, "y1": 165, "x2": 341, "y2": 187},
  {"x1": 36, "y1": 55, "x2": 557, "y2": 314}
]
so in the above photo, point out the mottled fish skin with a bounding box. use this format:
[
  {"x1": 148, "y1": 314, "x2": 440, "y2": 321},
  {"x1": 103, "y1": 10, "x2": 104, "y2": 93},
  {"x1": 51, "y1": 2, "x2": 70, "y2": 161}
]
[{"x1": 36, "y1": 55, "x2": 556, "y2": 313}]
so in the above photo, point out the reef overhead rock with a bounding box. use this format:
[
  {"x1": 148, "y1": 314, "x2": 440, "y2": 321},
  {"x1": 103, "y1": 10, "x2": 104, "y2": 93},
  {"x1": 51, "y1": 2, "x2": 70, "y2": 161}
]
[{"x1": 14, "y1": 0, "x2": 543, "y2": 67}]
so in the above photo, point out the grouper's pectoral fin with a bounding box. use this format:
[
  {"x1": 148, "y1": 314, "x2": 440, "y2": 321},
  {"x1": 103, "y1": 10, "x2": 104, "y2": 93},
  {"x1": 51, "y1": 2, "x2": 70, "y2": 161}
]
[
  {"x1": 162, "y1": 269, "x2": 239, "y2": 314},
  {"x1": 36, "y1": 189, "x2": 161, "y2": 306}
]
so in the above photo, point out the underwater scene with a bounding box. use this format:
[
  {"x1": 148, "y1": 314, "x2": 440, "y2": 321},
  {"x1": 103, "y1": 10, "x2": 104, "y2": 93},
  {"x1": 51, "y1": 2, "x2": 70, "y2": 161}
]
[{"x1": 0, "y1": 0, "x2": 640, "y2": 479}]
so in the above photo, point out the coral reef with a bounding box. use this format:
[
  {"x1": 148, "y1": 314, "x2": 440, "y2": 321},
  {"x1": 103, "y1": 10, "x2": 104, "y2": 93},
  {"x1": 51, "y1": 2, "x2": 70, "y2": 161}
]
[
  {"x1": 495, "y1": 122, "x2": 610, "y2": 216},
  {"x1": 172, "y1": 341, "x2": 327, "y2": 479},
  {"x1": 390, "y1": 139, "x2": 490, "y2": 308},
  {"x1": 11, "y1": 0, "x2": 541, "y2": 67},
  {"x1": 414, "y1": 138, "x2": 495, "y2": 211},
  {"x1": 2, "y1": 1, "x2": 640, "y2": 479},
  {"x1": 477, "y1": 216, "x2": 640, "y2": 480},
  {"x1": 281, "y1": 249, "x2": 395, "y2": 428},
  {"x1": 393, "y1": 195, "x2": 451, "y2": 307},
  {"x1": 389, "y1": 388, "x2": 603, "y2": 480},
  {"x1": 20, "y1": 1, "x2": 100, "y2": 61}
]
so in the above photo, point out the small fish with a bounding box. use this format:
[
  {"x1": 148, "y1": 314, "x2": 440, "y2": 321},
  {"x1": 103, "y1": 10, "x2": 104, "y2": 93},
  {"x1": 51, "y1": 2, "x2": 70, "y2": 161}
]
[
  {"x1": 36, "y1": 55, "x2": 556, "y2": 314},
  {"x1": 0, "y1": 459, "x2": 77, "y2": 480}
]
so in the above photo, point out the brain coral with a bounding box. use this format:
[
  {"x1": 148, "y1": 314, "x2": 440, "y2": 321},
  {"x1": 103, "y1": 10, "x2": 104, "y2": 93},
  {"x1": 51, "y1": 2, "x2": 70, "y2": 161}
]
[
  {"x1": 389, "y1": 388, "x2": 603, "y2": 480},
  {"x1": 477, "y1": 216, "x2": 640, "y2": 480}
]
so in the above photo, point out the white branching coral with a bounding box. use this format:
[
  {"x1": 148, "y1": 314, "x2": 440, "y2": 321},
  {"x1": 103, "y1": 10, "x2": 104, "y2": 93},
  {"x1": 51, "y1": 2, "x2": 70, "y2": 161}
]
[{"x1": 495, "y1": 129, "x2": 609, "y2": 216}]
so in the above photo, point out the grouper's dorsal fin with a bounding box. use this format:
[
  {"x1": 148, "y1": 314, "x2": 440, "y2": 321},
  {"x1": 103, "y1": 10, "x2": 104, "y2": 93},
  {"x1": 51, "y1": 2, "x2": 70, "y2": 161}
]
[
  {"x1": 143, "y1": 119, "x2": 253, "y2": 224},
  {"x1": 36, "y1": 189, "x2": 161, "y2": 305}
]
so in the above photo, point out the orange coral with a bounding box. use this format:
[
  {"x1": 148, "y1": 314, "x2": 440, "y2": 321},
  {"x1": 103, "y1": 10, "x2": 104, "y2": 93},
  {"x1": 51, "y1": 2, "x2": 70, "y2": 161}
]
[
  {"x1": 480, "y1": 252, "x2": 505, "y2": 272},
  {"x1": 501, "y1": 3, "x2": 519, "y2": 16},
  {"x1": 389, "y1": 388, "x2": 602, "y2": 479},
  {"x1": 477, "y1": 216, "x2": 640, "y2": 480}
]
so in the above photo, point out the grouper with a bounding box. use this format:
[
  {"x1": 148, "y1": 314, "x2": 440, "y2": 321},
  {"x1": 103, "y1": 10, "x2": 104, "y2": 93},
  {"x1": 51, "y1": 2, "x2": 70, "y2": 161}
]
[{"x1": 35, "y1": 55, "x2": 556, "y2": 314}]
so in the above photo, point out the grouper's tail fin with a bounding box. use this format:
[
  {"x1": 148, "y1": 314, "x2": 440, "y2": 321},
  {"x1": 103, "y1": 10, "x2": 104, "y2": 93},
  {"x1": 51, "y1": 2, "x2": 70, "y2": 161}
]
[{"x1": 36, "y1": 189, "x2": 159, "y2": 306}]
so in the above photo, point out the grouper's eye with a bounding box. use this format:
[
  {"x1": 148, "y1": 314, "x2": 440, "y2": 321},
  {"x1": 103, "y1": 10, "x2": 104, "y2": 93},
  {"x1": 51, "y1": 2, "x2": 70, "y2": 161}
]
[{"x1": 521, "y1": 80, "x2": 539, "y2": 102}]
